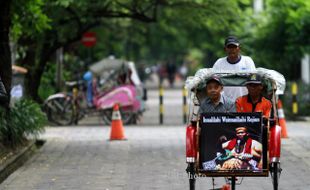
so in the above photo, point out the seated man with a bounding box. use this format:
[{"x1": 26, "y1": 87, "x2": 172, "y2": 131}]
[
  {"x1": 199, "y1": 75, "x2": 235, "y2": 114},
  {"x1": 219, "y1": 126, "x2": 262, "y2": 170},
  {"x1": 235, "y1": 74, "x2": 272, "y2": 118}
]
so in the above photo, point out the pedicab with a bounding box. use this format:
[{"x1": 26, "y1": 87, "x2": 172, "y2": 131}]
[
  {"x1": 185, "y1": 68, "x2": 285, "y2": 190},
  {"x1": 89, "y1": 57, "x2": 146, "y2": 124},
  {"x1": 43, "y1": 57, "x2": 146, "y2": 126}
]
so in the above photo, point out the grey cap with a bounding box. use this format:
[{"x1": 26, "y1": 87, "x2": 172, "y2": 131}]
[{"x1": 206, "y1": 75, "x2": 223, "y2": 85}]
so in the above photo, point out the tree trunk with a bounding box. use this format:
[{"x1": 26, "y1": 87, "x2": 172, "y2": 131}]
[
  {"x1": 0, "y1": 0, "x2": 12, "y2": 107},
  {"x1": 23, "y1": 39, "x2": 56, "y2": 102}
]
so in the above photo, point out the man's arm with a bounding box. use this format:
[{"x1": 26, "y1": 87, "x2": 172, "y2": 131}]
[{"x1": 251, "y1": 140, "x2": 262, "y2": 159}]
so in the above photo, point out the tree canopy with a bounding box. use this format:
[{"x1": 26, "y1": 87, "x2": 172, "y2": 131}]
[
  {"x1": 8, "y1": 0, "x2": 248, "y2": 101},
  {"x1": 249, "y1": 0, "x2": 310, "y2": 79},
  {"x1": 0, "y1": 0, "x2": 308, "y2": 104}
]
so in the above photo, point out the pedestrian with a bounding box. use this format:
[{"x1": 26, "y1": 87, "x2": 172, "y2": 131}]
[{"x1": 166, "y1": 61, "x2": 176, "y2": 88}]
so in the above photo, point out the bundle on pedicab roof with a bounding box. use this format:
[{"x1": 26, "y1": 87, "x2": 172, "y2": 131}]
[{"x1": 185, "y1": 67, "x2": 286, "y2": 96}]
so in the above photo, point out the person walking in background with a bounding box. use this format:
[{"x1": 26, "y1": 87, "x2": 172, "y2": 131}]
[
  {"x1": 157, "y1": 62, "x2": 167, "y2": 85},
  {"x1": 166, "y1": 61, "x2": 176, "y2": 88}
]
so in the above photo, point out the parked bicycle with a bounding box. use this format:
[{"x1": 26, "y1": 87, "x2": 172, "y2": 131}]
[{"x1": 43, "y1": 80, "x2": 86, "y2": 125}]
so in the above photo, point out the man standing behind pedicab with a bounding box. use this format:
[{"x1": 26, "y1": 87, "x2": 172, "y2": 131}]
[
  {"x1": 212, "y1": 36, "x2": 257, "y2": 102},
  {"x1": 199, "y1": 75, "x2": 235, "y2": 114},
  {"x1": 212, "y1": 36, "x2": 256, "y2": 73}
]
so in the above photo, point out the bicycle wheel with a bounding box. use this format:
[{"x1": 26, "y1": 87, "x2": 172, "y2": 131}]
[{"x1": 45, "y1": 97, "x2": 73, "y2": 125}]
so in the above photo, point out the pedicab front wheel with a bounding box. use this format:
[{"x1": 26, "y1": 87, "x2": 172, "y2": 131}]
[
  {"x1": 186, "y1": 163, "x2": 196, "y2": 190},
  {"x1": 270, "y1": 162, "x2": 281, "y2": 190}
]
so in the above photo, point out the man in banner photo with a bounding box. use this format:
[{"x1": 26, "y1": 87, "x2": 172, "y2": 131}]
[
  {"x1": 202, "y1": 126, "x2": 262, "y2": 171},
  {"x1": 217, "y1": 126, "x2": 262, "y2": 170}
]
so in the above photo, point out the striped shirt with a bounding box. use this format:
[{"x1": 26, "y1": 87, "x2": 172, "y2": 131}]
[{"x1": 199, "y1": 94, "x2": 236, "y2": 114}]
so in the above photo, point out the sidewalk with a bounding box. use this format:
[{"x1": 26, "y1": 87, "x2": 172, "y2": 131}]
[{"x1": 1, "y1": 122, "x2": 310, "y2": 190}]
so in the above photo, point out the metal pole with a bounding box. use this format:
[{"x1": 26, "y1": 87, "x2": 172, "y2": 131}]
[
  {"x1": 292, "y1": 82, "x2": 298, "y2": 116},
  {"x1": 183, "y1": 87, "x2": 187, "y2": 124},
  {"x1": 301, "y1": 54, "x2": 310, "y2": 84},
  {"x1": 159, "y1": 85, "x2": 164, "y2": 124},
  {"x1": 56, "y1": 47, "x2": 63, "y2": 91},
  {"x1": 231, "y1": 176, "x2": 236, "y2": 190}
]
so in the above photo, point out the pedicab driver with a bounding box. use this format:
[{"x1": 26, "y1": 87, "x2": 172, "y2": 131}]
[
  {"x1": 212, "y1": 36, "x2": 257, "y2": 102},
  {"x1": 212, "y1": 36, "x2": 256, "y2": 73},
  {"x1": 198, "y1": 75, "x2": 235, "y2": 114}
]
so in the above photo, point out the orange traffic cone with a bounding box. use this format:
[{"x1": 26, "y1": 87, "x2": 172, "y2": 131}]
[
  {"x1": 109, "y1": 104, "x2": 127, "y2": 140},
  {"x1": 221, "y1": 184, "x2": 231, "y2": 190},
  {"x1": 277, "y1": 99, "x2": 288, "y2": 138}
]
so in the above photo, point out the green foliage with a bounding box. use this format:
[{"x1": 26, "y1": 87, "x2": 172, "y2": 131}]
[
  {"x1": 11, "y1": 0, "x2": 51, "y2": 40},
  {"x1": 0, "y1": 99, "x2": 47, "y2": 146},
  {"x1": 12, "y1": 0, "x2": 309, "y2": 103},
  {"x1": 249, "y1": 0, "x2": 310, "y2": 80},
  {"x1": 77, "y1": 0, "x2": 251, "y2": 67}
]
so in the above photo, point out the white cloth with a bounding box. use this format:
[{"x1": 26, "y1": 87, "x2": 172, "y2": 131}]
[
  {"x1": 222, "y1": 86, "x2": 248, "y2": 103},
  {"x1": 10, "y1": 84, "x2": 23, "y2": 98},
  {"x1": 212, "y1": 55, "x2": 256, "y2": 73}
]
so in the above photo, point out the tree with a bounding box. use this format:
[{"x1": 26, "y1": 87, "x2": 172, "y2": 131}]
[
  {"x1": 14, "y1": 0, "x2": 164, "y2": 101},
  {"x1": 249, "y1": 0, "x2": 310, "y2": 80},
  {"x1": 0, "y1": 0, "x2": 12, "y2": 108},
  {"x1": 10, "y1": 0, "x2": 252, "y2": 101}
]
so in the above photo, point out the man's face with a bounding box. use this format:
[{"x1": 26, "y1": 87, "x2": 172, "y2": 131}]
[
  {"x1": 224, "y1": 44, "x2": 240, "y2": 59},
  {"x1": 236, "y1": 130, "x2": 247, "y2": 140},
  {"x1": 246, "y1": 83, "x2": 263, "y2": 98},
  {"x1": 206, "y1": 81, "x2": 223, "y2": 101}
]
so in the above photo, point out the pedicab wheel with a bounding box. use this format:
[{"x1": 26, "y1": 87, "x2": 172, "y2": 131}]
[
  {"x1": 44, "y1": 97, "x2": 73, "y2": 126},
  {"x1": 102, "y1": 106, "x2": 134, "y2": 125},
  {"x1": 270, "y1": 162, "x2": 281, "y2": 190},
  {"x1": 186, "y1": 163, "x2": 196, "y2": 190}
]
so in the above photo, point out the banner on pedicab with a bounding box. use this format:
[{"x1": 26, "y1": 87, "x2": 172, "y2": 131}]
[{"x1": 199, "y1": 112, "x2": 268, "y2": 176}]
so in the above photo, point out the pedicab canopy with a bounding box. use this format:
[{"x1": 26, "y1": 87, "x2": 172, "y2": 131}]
[
  {"x1": 185, "y1": 67, "x2": 286, "y2": 95},
  {"x1": 89, "y1": 57, "x2": 142, "y2": 86}
]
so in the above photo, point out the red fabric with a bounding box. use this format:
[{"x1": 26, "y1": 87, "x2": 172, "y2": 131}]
[{"x1": 226, "y1": 138, "x2": 252, "y2": 154}]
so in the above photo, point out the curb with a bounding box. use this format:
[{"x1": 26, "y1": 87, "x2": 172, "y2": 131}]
[{"x1": 0, "y1": 139, "x2": 45, "y2": 184}]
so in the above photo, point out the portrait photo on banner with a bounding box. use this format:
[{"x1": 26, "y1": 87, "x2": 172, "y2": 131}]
[{"x1": 199, "y1": 112, "x2": 268, "y2": 176}]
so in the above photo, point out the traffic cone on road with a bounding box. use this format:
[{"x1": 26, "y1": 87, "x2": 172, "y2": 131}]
[
  {"x1": 109, "y1": 104, "x2": 127, "y2": 140},
  {"x1": 277, "y1": 99, "x2": 288, "y2": 138}
]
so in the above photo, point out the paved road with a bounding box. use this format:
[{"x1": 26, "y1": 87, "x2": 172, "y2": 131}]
[{"x1": 1, "y1": 89, "x2": 310, "y2": 190}]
